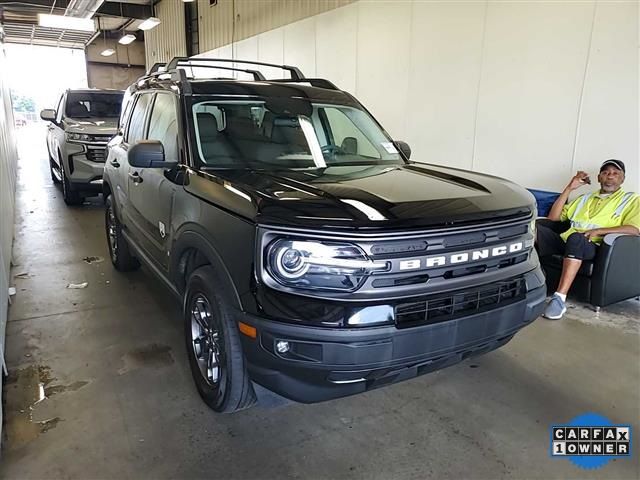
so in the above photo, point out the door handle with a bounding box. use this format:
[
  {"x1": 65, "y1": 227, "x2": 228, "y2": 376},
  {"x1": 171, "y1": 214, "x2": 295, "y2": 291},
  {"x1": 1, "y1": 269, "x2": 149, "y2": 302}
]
[
  {"x1": 129, "y1": 172, "x2": 143, "y2": 184},
  {"x1": 110, "y1": 160, "x2": 120, "y2": 168}
]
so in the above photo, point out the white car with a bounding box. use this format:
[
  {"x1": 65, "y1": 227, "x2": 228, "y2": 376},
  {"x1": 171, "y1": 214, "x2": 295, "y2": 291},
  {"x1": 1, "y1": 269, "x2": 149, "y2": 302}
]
[{"x1": 41, "y1": 89, "x2": 124, "y2": 205}]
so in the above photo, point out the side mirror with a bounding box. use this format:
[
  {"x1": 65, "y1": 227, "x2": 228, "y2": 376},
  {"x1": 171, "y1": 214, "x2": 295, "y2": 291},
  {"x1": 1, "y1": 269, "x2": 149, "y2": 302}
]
[
  {"x1": 40, "y1": 109, "x2": 56, "y2": 122},
  {"x1": 128, "y1": 140, "x2": 176, "y2": 168},
  {"x1": 395, "y1": 140, "x2": 411, "y2": 160}
]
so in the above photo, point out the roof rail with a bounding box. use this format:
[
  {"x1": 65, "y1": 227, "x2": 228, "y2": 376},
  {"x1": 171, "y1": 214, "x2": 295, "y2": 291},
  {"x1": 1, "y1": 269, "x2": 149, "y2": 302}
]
[
  {"x1": 147, "y1": 62, "x2": 166, "y2": 75},
  {"x1": 165, "y1": 56, "x2": 306, "y2": 81},
  {"x1": 268, "y1": 78, "x2": 340, "y2": 91},
  {"x1": 165, "y1": 60, "x2": 267, "y2": 81}
]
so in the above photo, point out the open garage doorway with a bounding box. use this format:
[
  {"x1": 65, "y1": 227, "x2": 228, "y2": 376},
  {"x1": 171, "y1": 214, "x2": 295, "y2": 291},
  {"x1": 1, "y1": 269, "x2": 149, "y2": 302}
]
[
  {"x1": 5, "y1": 44, "x2": 88, "y2": 188},
  {"x1": 5, "y1": 44, "x2": 87, "y2": 124}
]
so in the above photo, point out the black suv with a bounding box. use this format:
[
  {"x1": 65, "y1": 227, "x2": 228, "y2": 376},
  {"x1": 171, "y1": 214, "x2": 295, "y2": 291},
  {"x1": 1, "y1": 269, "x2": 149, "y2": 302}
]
[{"x1": 104, "y1": 57, "x2": 545, "y2": 413}]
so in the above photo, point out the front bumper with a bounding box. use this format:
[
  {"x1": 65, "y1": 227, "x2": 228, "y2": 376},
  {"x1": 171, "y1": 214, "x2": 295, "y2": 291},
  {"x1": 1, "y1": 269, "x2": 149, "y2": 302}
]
[
  {"x1": 239, "y1": 284, "x2": 545, "y2": 403},
  {"x1": 62, "y1": 141, "x2": 107, "y2": 189}
]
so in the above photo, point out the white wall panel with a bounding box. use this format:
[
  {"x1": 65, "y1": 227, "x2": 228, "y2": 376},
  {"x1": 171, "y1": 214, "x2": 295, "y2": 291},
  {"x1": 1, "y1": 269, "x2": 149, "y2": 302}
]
[
  {"x1": 315, "y1": 3, "x2": 358, "y2": 93},
  {"x1": 406, "y1": 1, "x2": 486, "y2": 168},
  {"x1": 574, "y1": 1, "x2": 639, "y2": 192},
  {"x1": 0, "y1": 40, "x2": 19, "y2": 428},
  {"x1": 234, "y1": 37, "x2": 259, "y2": 64},
  {"x1": 284, "y1": 17, "x2": 317, "y2": 78},
  {"x1": 257, "y1": 28, "x2": 285, "y2": 79},
  {"x1": 355, "y1": 1, "x2": 411, "y2": 138},
  {"x1": 196, "y1": 44, "x2": 232, "y2": 59},
  {"x1": 474, "y1": 1, "x2": 595, "y2": 190}
]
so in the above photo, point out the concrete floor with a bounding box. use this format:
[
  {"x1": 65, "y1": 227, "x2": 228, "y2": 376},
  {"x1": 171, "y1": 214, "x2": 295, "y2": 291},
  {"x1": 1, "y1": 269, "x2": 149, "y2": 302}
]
[{"x1": 2, "y1": 124, "x2": 639, "y2": 479}]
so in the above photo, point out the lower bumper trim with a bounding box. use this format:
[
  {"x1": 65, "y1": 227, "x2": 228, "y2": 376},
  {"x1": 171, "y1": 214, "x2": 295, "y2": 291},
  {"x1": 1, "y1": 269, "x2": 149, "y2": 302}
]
[{"x1": 241, "y1": 284, "x2": 546, "y2": 403}]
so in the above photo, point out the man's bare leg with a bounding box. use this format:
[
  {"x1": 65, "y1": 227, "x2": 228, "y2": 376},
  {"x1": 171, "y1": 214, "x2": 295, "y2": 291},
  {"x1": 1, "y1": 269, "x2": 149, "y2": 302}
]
[{"x1": 557, "y1": 257, "x2": 582, "y2": 295}]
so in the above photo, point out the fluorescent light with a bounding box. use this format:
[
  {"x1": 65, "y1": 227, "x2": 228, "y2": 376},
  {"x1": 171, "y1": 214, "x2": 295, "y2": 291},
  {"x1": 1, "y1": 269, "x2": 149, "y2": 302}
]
[
  {"x1": 183, "y1": 0, "x2": 196, "y2": 2},
  {"x1": 38, "y1": 13, "x2": 95, "y2": 32},
  {"x1": 118, "y1": 34, "x2": 136, "y2": 45},
  {"x1": 138, "y1": 17, "x2": 161, "y2": 31},
  {"x1": 100, "y1": 49, "x2": 116, "y2": 57}
]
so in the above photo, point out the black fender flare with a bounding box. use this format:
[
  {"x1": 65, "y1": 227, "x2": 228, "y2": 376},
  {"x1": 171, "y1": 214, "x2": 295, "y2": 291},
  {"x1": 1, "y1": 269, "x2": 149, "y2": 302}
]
[
  {"x1": 170, "y1": 225, "x2": 242, "y2": 311},
  {"x1": 102, "y1": 174, "x2": 114, "y2": 203}
]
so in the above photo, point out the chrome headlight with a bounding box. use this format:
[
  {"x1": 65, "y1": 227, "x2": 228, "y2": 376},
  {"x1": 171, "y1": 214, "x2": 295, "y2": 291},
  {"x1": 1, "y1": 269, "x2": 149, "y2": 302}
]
[
  {"x1": 265, "y1": 238, "x2": 389, "y2": 292},
  {"x1": 66, "y1": 132, "x2": 93, "y2": 142}
]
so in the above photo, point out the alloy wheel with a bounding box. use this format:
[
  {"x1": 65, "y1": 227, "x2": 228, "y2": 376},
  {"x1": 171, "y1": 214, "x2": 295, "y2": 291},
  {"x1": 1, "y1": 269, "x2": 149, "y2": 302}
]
[{"x1": 190, "y1": 294, "x2": 226, "y2": 391}]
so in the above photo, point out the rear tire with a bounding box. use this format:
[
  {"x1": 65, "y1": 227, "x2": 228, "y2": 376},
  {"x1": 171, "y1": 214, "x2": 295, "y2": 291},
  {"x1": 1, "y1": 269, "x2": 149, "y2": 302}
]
[
  {"x1": 105, "y1": 196, "x2": 140, "y2": 272},
  {"x1": 184, "y1": 266, "x2": 256, "y2": 413},
  {"x1": 60, "y1": 154, "x2": 83, "y2": 206}
]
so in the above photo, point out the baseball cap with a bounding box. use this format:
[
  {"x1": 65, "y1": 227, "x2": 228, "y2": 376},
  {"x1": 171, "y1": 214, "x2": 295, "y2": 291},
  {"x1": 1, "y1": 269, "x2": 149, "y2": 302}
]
[{"x1": 600, "y1": 159, "x2": 625, "y2": 174}]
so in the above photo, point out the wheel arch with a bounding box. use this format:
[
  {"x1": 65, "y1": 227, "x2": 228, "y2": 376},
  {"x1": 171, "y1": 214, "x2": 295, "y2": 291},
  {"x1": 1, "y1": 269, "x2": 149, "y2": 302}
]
[
  {"x1": 170, "y1": 227, "x2": 242, "y2": 311},
  {"x1": 103, "y1": 177, "x2": 113, "y2": 203}
]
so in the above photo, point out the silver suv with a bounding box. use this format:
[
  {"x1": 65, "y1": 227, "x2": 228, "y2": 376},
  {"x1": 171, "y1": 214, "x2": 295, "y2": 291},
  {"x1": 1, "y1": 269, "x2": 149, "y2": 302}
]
[{"x1": 40, "y1": 89, "x2": 124, "y2": 205}]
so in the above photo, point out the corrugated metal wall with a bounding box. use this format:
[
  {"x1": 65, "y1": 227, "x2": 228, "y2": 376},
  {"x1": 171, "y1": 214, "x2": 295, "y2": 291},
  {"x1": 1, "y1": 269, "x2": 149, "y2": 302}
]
[
  {"x1": 197, "y1": 0, "x2": 355, "y2": 52},
  {"x1": 144, "y1": 0, "x2": 354, "y2": 68},
  {"x1": 0, "y1": 36, "x2": 19, "y2": 428},
  {"x1": 144, "y1": 0, "x2": 187, "y2": 68}
]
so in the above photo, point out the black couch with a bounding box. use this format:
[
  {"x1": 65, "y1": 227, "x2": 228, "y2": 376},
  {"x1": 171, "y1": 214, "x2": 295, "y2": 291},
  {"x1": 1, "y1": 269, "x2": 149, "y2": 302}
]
[{"x1": 536, "y1": 219, "x2": 640, "y2": 309}]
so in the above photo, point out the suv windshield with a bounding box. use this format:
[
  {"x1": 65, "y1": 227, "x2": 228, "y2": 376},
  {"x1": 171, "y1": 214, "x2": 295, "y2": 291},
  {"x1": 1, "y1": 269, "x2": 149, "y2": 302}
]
[
  {"x1": 65, "y1": 92, "x2": 124, "y2": 118},
  {"x1": 190, "y1": 99, "x2": 405, "y2": 169}
]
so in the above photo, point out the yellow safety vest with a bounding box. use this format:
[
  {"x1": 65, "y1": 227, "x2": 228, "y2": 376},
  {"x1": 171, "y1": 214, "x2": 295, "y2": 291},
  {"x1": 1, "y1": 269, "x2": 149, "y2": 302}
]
[{"x1": 560, "y1": 189, "x2": 640, "y2": 244}]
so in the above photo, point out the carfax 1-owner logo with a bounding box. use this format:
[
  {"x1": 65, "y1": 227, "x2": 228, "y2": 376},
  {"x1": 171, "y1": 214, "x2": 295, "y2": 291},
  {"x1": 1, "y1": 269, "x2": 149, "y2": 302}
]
[{"x1": 550, "y1": 413, "x2": 632, "y2": 470}]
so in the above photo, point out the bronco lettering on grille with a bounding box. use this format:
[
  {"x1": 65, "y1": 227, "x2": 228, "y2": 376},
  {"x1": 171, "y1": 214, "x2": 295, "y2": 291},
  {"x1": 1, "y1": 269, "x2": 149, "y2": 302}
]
[{"x1": 398, "y1": 241, "x2": 524, "y2": 271}]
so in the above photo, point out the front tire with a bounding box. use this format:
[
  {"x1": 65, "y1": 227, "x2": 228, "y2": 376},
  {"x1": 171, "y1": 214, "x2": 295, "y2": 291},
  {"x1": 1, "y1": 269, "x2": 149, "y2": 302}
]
[
  {"x1": 48, "y1": 151, "x2": 61, "y2": 185},
  {"x1": 59, "y1": 154, "x2": 83, "y2": 206},
  {"x1": 184, "y1": 266, "x2": 256, "y2": 413},
  {"x1": 105, "y1": 196, "x2": 140, "y2": 272}
]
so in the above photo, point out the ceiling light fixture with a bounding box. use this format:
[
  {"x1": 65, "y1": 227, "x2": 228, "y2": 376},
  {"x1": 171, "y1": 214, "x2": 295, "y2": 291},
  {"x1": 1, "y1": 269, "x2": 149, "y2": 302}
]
[
  {"x1": 100, "y1": 48, "x2": 116, "y2": 57},
  {"x1": 38, "y1": 14, "x2": 95, "y2": 32},
  {"x1": 118, "y1": 34, "x2": 136, "y2": 45},
  {"x1": 138, "y1": 17, "x2": 161, "y2": 31}
]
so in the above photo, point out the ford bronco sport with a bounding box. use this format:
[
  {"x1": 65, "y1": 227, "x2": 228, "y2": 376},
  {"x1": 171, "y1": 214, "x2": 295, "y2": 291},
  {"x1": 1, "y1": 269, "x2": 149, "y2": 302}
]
[
  {"x1": 41, "y1": 89, "x2": 124, "y2": 205},
  {"x1": 103, "y1": 58, "x2": 545, "y2": 413}
]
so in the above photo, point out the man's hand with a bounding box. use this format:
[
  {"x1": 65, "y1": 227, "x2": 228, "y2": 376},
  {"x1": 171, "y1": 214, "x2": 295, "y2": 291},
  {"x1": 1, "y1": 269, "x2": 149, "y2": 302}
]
[
  {"x1": 567, "y1": 171, "x2": 591, "y2": 191},
  {"x1": 583, "y1": 229, "x2": 603, "y2": 241}
]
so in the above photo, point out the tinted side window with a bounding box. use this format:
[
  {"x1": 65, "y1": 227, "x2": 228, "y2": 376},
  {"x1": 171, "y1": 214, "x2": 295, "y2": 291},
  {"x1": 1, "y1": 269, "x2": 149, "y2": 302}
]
[
  {"x1": 127, "y1": 94, "x2": 153, "y2": 143},
  {"x1": 147, "y1": 93, "x2": 179, "y2": 161}
]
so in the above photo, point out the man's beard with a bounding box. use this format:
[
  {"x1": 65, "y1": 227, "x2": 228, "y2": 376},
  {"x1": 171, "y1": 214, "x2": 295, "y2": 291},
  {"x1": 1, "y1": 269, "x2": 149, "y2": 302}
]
[{"x1": 600, "y1": 182, "x2": 620, "y2": 193}]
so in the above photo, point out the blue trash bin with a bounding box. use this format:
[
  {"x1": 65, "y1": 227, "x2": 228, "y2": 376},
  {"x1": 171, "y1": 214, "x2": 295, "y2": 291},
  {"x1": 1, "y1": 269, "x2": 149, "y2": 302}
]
[{"x1": 527, "y1": 189, "x2": 561, "y2": 217}]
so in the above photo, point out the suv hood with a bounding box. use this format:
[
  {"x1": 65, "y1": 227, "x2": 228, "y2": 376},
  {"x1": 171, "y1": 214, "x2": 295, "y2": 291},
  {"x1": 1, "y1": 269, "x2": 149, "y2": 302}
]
[
  {"x1": 64, "y1": 117, "x2": 118, "y2": 135},
  {"x1": 185, "y1": 163, "x2": 535, "y2": 231}
]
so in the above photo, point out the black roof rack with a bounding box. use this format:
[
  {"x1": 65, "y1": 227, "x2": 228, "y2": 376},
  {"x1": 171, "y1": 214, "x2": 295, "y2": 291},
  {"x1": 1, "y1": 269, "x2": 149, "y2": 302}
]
[
  {"x1": 141, "y1": 56, "x2": 341, "y2": 93},
  {"x1": 166, "y1": 57, "x2": 306, "y2": 81},
  {"x1": 148, "y1": 59, "x2": 266, "y2": 81}
]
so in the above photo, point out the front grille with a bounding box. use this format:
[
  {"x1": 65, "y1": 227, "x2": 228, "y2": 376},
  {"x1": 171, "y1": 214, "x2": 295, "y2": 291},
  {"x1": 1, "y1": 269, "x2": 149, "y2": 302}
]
[
  {"x1": 395, "y1": 277, "x2": 526, "y2": 328},
  {"x1": 86, "y1": 147, "x2": 106, "y2": 163}
]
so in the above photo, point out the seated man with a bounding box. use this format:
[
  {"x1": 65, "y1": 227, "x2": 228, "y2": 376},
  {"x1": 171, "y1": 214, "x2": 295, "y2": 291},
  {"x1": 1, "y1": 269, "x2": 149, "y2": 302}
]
[{"x1": 536, "y1": 159, "x2": 639, "y2": 319}]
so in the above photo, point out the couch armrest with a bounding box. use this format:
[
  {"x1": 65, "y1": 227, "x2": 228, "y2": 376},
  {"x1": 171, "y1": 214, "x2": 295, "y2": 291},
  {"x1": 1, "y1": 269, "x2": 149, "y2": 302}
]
[{"x1": 591, "y1": 234, "x2": 640, "y2": 307}]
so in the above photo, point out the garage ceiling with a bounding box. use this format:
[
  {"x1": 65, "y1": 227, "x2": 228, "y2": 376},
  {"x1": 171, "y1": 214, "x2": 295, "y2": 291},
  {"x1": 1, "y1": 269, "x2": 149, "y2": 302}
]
[{"x1": 0, "y1": 0, "x2": 152, "y2": 49}]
